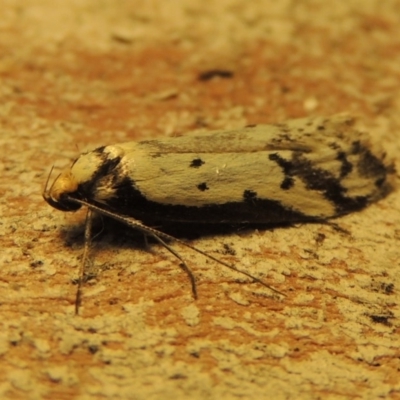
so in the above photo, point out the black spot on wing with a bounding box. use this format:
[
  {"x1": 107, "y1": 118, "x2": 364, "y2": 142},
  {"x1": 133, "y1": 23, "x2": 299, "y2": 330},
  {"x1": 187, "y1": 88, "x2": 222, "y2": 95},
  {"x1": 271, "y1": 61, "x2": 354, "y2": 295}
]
[
  {"x1": 197, "y1": 182, "x2": 209, "y2": 191},
  {"x1": 190, "y1": 158, "x2": 205, "y2": 168},
  {"x1": 281, "y1": 177, "x2": 294, "y2": 190}
]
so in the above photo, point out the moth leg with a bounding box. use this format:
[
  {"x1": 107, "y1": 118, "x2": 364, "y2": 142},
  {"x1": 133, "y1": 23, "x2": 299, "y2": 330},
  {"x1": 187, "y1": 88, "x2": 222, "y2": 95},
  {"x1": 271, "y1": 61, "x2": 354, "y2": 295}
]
[
  {"x1": 75, "y1": 208, "x2": 94, "y2": 315},
  {"x1": 142, "y1": 233, "x2": 152, "y2": 252},
  {"x1": 67, "y1": 198, "x2": 284, "y2": 298}
]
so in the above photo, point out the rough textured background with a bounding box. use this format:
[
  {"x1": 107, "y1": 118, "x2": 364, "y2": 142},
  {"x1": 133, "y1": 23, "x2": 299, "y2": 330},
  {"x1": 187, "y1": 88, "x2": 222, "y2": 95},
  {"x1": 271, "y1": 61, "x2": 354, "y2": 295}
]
[{"x1": 1, "y1": 1, "x2": 400, "y2": 399}]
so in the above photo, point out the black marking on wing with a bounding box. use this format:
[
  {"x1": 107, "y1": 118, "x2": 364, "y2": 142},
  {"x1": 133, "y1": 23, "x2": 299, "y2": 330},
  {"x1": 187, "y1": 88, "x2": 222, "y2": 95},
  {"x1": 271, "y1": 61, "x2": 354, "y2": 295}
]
[
  {"x1": 104, "y1": 176, "x2": 312, "y2": 224},
  {"x1": 291, "y1": 152, "x2": 368, "y2": 214},
  {"x1": 269, "y1": 150, "x2": 370, "y2": 214},
  {"x1": 354, "y1": 141, "x2": 389, "y2": 179},
  {"x1": 268, "y1": 153, "x2": 295, "y2": 190},
  {"x1": 336, "y1": 151, "x2": 353, "y2": 178},
  {"x1": 281, "y1": 177, "x2": 294, "y2": 190},
  {"x1": 190, "y1": 158, "x2": 205, "y2": 168},
  {"x1": 197, "y1": 182, "x2": 209, "y2": 191}
]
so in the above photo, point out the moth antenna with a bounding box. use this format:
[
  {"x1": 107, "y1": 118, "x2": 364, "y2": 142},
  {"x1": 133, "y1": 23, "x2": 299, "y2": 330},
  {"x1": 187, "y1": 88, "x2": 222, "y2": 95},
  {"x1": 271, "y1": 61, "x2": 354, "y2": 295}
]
[
  {"x1": 75, "y1": 208, "x2": 94, "y2": 315},
  {"x1": 67, "y1": 197, "x2": 285, "y2": 298},
  {"x1": 170, "y1": 238, "x2": 285, "y2": 297},
  {"x1": 42, "y1": 165, "x2": 55, "y2": 200},
  {"x1": 149, "y1": 233, "x2": 197, "y2": 299}
]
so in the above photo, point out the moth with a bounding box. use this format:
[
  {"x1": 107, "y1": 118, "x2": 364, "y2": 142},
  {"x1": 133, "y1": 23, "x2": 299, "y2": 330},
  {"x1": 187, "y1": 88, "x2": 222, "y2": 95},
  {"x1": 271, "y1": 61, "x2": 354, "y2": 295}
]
[{"x1": 43, "y1": 115, "x2": 393, "y2": 312}]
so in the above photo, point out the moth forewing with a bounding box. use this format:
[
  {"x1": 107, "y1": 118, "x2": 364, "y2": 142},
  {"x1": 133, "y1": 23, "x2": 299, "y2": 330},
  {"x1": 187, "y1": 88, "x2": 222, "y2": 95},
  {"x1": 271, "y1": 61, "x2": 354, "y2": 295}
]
[{"x1": 43, "y1": 115, "x2": 394, "y2": 312}]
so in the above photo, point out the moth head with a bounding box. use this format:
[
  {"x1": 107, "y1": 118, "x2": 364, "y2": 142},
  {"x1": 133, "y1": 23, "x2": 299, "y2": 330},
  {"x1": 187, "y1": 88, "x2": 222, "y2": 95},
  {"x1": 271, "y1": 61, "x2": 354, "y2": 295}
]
[
  {"x1": 43, "y1": 168, "x2": 82, "y2": 211},
  {"x1": 43, "y1": 146, "x2": 124, "y2": 212}
]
